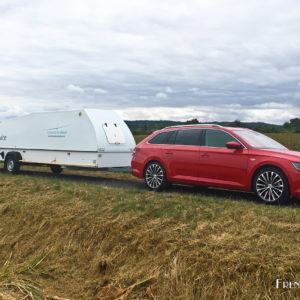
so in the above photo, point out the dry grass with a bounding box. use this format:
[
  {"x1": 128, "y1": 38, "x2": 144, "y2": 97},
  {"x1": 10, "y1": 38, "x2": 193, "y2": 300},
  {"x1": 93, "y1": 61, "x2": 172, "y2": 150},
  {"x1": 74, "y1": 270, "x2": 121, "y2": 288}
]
[{"x1": 0, "y1": 173, "x2": 299, "y2": 299}]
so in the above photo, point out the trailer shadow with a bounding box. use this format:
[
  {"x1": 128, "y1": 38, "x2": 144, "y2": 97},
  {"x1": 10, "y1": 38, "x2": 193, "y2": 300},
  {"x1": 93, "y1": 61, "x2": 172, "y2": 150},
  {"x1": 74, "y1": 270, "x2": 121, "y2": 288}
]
[
  {"x1": 1, "y1": 168, "x2": 299, "y2": 208},
  {"x1": 1, "y1": 169, "x2": 143, "y2": 190}
]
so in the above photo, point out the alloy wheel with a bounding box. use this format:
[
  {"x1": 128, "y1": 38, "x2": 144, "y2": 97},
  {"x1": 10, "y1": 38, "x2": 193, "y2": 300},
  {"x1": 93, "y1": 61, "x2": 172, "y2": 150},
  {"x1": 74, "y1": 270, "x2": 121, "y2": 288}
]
[
  {"x1": 256, "y1": 171, "x2": 284, "y2": 202},
  {"x1": 145, "y1": 163, "x2": 164, "y2": 189}
]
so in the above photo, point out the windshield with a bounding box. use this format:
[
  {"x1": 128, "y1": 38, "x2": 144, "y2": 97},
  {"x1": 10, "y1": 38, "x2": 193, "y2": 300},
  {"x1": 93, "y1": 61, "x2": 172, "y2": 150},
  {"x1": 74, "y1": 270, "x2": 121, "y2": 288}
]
[{"x1": 232, "y1": 130, "x2": 287, "y2": 150}]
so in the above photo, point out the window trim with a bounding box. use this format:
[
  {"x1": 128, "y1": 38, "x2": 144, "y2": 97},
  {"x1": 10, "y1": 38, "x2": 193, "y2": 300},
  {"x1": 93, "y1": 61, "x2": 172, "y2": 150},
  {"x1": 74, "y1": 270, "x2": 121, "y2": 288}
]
[
  {"x1": 146, "y1": 128, "x2": 247, "y2": 149},
  {"x1": 203, "y1": 129, "x2": 247, "y2": 149}
]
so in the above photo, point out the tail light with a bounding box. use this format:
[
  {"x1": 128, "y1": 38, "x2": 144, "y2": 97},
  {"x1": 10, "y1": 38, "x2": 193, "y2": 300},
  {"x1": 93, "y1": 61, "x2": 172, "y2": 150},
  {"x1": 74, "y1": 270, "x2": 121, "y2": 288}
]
[{"x1": 132, "y1": 147, "x2": 140, "y2": 157}]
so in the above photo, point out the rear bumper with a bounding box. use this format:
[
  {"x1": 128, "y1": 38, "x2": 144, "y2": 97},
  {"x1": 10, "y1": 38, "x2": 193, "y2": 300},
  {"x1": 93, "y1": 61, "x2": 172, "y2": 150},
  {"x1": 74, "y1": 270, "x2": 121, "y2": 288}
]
[{"x1": 131, "y1": 158, "x2": 144, "y2": 178}]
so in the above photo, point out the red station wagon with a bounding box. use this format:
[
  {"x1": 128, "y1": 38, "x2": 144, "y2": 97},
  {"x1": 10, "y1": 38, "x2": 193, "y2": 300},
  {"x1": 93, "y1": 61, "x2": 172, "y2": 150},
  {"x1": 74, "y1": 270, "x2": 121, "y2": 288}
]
[{"x1": 131, "y1": 124, "x2": 300, "y2": 204}]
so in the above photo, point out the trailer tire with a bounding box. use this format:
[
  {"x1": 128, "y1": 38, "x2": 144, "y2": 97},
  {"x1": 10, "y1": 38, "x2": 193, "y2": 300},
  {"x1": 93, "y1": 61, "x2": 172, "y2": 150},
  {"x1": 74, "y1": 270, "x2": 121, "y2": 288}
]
[
  {"x1": 4, "y1": 153, "x2": 21, "y2": 174},
  {"x1": 50, "y1": 165, "x2": 63, "y2": 175}
]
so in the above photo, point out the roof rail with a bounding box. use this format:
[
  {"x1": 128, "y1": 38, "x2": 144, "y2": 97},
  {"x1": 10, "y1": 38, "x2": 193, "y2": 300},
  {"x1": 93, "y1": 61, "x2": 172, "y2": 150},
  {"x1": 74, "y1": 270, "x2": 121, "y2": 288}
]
[{"x1": 165, "y1": 124, "x2": 223, "y2": 129}]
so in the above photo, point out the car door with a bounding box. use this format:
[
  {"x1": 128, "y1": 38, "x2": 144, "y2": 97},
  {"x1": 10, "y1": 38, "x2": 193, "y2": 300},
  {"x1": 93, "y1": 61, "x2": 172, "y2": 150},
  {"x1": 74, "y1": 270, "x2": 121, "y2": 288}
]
[
  {"x1": 199, "y1": 129, "x2": 249, "y2": 189},
  {"x1": 161, "y1": 129, "x2": 203, "y2": 183}
]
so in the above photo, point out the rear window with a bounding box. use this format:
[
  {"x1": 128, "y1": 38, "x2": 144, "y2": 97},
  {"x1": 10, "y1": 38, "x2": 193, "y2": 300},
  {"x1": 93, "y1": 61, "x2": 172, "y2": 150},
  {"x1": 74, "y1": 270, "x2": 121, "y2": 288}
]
[
  {"x1": 174, "y1": 129, "x2": 202, "y2": 146},
  {"x1": 148, "y1": 130, "x2": 176, "y2": 144}
]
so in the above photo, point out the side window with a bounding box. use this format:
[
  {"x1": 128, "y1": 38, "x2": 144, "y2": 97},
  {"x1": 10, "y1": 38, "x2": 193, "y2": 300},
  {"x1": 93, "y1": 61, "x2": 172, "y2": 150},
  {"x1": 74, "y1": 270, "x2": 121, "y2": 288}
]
[
  {"x1": 174, "y1": 129, "x2": 202, "y2": 146},
  {"x1": 167, "y1": 130, "x2": 177, "y2": 144},
  {"x1": 148, "y1": 130, "x2": 176, "y2": 144},
  {"x1": 204, "y1": 129, "x2": 239, "y2": 148}
]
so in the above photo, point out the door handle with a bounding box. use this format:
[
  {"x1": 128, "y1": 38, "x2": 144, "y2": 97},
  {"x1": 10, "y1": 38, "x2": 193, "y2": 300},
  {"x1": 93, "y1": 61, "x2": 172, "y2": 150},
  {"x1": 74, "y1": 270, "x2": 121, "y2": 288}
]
[
  {"x1": 165, "y1": 152, "x2": 173, "y2": 155},
  {"x1": 201, "y1": 154, "x2": 209, "y2": 158}
]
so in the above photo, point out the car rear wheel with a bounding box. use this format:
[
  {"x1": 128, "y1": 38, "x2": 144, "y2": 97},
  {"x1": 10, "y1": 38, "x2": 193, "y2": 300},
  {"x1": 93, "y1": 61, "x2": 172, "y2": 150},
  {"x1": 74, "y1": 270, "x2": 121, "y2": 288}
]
[
  {"x1": 144, "y1": 161, "x2": 168, "y2": 191},
  {"x1": 254, "y1": 167, "x2": 289, "y2": 204}
]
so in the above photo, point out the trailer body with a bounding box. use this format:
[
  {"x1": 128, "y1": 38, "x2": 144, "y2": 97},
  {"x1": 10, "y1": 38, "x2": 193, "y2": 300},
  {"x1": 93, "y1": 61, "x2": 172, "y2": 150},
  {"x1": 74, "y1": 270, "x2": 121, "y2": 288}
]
[{"x1": 0, "y1": 109, "x2": 135, "y2": 170}]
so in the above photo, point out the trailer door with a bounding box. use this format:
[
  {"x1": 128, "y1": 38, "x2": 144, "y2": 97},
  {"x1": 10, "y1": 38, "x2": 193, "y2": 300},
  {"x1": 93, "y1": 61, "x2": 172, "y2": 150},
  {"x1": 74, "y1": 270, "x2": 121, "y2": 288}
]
[{"x1": 103, "y1": 123, "x2": 125, "y2": 144}]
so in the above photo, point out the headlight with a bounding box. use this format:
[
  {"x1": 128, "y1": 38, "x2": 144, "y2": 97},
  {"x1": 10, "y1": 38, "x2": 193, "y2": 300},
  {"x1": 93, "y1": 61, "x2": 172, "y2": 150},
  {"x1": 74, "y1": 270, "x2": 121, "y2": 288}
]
[{"x1": 292, "y1": 162, "x2": 300, "y2": 172}]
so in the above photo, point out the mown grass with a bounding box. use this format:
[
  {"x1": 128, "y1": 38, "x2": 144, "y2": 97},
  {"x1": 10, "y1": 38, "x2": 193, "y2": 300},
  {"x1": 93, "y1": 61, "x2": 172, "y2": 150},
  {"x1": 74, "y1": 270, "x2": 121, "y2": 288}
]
[{"x1": 0, "y1": 173, "x2": 299, "y2": 299}]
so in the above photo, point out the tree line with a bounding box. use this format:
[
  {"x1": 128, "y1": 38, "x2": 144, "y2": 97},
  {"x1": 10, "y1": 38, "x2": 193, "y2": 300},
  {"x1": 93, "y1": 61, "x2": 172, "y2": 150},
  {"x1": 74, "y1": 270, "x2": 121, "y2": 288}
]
[{"x1": 125, "y1": 118, "x2": 300, "y2": 135}]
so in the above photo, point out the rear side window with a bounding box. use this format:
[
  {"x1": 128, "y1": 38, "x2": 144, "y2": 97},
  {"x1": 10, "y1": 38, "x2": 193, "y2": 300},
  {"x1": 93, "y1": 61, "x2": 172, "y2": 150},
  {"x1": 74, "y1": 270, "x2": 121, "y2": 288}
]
[
  {"x1": 204, "y1": 129, "x2": 238, "y2": 148},
  {"x1": 148, "y1": 130, "x2": 176, "y2": 144},
  {"x1": 174, "y1": 129, "x2": 202, "y2": 146}
]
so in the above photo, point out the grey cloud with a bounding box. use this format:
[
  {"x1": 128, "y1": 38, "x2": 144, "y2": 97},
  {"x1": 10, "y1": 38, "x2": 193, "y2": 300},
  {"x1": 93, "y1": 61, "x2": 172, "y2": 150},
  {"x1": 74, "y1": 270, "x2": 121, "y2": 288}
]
[
  {"x1": 94, "y1": 88, "x2": 108, "y2": 94},
  {"x1": 1, "y1": 0, "x2": 300, "y2": 123},
  {"x1": 66, "y1": 84, "x2": 84, "y2": 93}
]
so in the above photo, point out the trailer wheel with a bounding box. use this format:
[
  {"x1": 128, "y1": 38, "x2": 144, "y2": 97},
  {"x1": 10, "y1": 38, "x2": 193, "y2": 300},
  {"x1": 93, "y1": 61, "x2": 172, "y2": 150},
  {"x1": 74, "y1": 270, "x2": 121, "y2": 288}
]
[
  {"x1": 50, "y1": 165, "x2": 63, "y2": 175},
  {"x1": 4, "y1": 154, "x2": 21, "y2": 174}
]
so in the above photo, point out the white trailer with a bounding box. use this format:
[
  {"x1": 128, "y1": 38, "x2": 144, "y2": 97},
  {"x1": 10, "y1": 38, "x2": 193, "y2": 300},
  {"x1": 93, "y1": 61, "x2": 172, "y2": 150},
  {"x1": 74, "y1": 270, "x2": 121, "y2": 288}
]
[{"x1": 0, "y1": 109, "x2": 136, "y2": 174}]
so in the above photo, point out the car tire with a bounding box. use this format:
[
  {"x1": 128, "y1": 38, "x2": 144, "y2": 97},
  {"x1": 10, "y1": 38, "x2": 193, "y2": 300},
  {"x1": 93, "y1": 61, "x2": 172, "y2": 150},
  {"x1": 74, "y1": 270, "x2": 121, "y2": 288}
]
[
  {"x1": 254, "y1": 167, "x2": 290, "y2": 204},
  {"x1": 4, "y1": 154, "x2": 21, "y2": 174},
  {"x1": 144, "y1": 161, "x2": 168, "y2": 191},
  {"x1": 50, "y1": 165, "x2": 63, "y2": 175}
]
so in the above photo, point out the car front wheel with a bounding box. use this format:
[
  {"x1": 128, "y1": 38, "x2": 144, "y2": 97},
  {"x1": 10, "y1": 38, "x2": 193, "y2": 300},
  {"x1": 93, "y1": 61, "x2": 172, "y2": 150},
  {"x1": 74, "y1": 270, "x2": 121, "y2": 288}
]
[
  {"x1": 254, "y1": 167, "x2": 290, "y2": 204},
  {"x1": 144, "y1": 161, "x2": 168, "y2": 191}
]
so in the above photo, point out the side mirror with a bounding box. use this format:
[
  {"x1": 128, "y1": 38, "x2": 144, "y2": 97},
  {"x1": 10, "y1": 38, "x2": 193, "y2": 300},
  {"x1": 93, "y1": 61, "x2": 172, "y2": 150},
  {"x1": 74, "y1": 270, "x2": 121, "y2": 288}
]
[{"x1": 226, "y1": 141, "x2": 243, "y2": 149}]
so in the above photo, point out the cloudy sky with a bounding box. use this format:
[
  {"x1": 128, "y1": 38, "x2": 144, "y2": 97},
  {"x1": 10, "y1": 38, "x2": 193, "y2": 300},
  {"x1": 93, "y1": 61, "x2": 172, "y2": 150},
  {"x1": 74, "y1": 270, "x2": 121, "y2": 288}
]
[{"x1": 1, "y1": 0, "x2": 300, "y2": 123}]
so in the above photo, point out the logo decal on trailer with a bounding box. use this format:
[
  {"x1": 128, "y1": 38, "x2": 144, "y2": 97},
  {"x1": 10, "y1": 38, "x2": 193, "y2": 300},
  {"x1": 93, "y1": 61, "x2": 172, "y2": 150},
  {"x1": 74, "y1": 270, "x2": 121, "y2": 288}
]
[
  {"x1": 47, "y1": 125, "x2": 70, "y2": 137},
  {"x1": 0, "y1": 135, "x2": 7, "y2": 141}
]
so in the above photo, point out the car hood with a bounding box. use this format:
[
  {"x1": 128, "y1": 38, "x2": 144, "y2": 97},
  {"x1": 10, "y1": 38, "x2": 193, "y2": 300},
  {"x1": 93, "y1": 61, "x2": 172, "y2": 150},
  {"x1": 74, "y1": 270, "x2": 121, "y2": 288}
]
[{"x1": 258, "y1": 149, "x2": 300, "y2": 161}]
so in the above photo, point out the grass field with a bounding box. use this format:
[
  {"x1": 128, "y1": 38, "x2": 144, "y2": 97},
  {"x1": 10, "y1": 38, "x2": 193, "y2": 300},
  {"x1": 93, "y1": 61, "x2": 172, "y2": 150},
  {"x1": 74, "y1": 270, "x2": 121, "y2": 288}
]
[
  {"x1": 267, "y1": 133, "x2": 300, "y2": 151},
  {"x1": 0, "y1": 133, "x2": 299, "y2": 299}
]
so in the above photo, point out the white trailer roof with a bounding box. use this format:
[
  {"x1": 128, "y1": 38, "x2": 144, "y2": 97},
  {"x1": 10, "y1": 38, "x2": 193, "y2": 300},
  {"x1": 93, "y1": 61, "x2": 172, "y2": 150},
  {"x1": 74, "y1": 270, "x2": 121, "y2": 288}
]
[{"x1": 0, "y1": 109, "x2": 135, "y2": 152}]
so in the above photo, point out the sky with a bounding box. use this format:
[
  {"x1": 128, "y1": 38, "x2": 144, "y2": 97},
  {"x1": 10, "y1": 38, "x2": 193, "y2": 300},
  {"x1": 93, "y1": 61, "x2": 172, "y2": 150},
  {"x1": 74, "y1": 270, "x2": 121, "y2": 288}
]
[{"x1": 1, "y1": 0, "x2": 300, "y2": 124}]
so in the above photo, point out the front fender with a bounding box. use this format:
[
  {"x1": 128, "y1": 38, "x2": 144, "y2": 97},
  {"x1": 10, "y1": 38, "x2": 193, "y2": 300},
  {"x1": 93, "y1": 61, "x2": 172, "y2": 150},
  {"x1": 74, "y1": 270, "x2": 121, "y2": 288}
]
[{"x1": 247, "y1": 159, "x2": 291, "y2": 190}]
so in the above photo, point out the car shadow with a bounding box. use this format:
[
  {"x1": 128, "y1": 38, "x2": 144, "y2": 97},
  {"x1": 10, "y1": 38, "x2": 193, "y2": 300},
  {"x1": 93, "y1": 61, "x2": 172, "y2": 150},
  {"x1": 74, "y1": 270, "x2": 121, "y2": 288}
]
[{"x1": 166, "y1": 184, "x2": 300, "y2": 207}]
